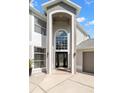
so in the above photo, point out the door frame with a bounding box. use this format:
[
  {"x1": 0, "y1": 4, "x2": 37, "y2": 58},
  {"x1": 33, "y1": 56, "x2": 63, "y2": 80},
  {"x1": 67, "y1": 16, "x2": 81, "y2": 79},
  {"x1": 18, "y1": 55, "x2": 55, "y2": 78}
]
[
  {"x1": 54, "y1": 29, "x2": 70, "y2": 70},
  {"x1": 55, "y1": 52, "x2": 68, "y2": 68}
]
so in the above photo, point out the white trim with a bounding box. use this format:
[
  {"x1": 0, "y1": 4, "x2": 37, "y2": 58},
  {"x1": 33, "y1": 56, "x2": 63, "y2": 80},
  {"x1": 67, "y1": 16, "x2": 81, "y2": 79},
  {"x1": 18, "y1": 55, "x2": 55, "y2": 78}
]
[
  {"x1": 77, "y1": 48, "x2": 94, "y2": 52},
  {"x1": 55, "y1": 50, "x2": 68, "y2": 52},
  {"x1": 67, "y1": 0, "x2": 81, "y2": 9},
  {"x1": 42, "y1": 0, "x2": 55, "y2": 6},
  {"x1": 42, "y1": 0, "x2": 81, "y2": 9},
  {"x1": 71, "y1": 13, "x2": 75, "y2": 74},
  {"x1": 30, "y1": 14, "x2": 35, "y2": 46},
  {"x1": 31, "y1": 15, "x2": 34, "y2": 69},
  {"x1": 68, "y1": 32, "x2": 70, "y2": 69},
  {"x1": 54, "y1": 29, "x2": 68, "y2": 51},
  {"x1": 48, "y1": 13, "x2": 52, "y2": 74},
  {"x1": 49, "y1": 10, "x2": 74, "y2": 18}
]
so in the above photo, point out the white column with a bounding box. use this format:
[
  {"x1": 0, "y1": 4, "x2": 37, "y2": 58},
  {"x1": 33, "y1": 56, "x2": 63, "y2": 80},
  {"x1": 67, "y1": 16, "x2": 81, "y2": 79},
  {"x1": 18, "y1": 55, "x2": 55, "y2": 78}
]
[
  {"x1": 68, "y1": 33, "x2": 70, "y2": 69},
  {"x1": 48, "y1": 14, "x2": 52, "y2": 74},
  {"x1": 71, "y1": 14, "x2": 76, "y2": 74},
  {"x1": 31, "y1": 15, "x2": 34, "y2": 69}
]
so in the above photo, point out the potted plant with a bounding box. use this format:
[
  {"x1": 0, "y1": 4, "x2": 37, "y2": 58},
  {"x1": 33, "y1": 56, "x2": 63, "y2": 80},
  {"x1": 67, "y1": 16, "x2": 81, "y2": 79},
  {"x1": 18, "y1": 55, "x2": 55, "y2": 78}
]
[{"x1": 29, "y1": 59, "x2": 32, "y2": 76}]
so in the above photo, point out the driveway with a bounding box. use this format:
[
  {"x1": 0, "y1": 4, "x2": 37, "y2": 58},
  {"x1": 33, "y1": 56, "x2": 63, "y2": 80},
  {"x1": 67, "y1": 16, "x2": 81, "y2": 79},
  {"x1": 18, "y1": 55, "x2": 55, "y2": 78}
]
[{"x1": 29, "y1": 70, "x2": 94, "y2": 93}]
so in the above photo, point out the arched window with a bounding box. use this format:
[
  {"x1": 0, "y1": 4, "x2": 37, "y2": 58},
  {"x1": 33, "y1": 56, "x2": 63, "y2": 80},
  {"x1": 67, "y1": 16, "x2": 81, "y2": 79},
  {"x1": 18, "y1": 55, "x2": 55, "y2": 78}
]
[{"x1": 56, "y1": 30, "x2": 68, "y2": 50}]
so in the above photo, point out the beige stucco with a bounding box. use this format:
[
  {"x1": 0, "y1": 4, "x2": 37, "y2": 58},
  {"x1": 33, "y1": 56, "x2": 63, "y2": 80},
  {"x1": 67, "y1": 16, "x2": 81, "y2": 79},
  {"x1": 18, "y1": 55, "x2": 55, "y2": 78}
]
[
  {"x1": 76, "y1": 27, "x2": 88, "y2": 45},
  {"x1": 76, "y1": 50, "x2": 83, "y2": 72}
]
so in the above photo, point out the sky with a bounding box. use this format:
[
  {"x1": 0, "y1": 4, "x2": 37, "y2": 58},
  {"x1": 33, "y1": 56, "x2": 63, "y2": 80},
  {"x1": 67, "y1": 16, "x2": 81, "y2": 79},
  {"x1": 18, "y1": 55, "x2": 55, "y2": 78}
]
[{"x1": 31, "y1": 0, "x2": 94, "y2": 38}]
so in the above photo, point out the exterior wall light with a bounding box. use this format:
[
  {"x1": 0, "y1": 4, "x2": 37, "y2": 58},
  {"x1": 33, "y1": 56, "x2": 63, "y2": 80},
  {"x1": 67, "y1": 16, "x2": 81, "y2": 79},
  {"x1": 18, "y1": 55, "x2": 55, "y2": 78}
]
[
  {"x1": 74, "y1": 52, "x2": 76, "y2": 57},
  {"x1": 47, "y1": 52, "x2": 49, "y2": 57}
]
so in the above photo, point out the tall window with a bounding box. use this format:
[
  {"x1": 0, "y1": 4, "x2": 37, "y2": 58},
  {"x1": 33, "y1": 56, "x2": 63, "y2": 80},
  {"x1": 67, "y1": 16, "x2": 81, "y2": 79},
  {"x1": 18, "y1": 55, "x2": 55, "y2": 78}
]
[
  {"x1": 56, "y1": 30, "x2": 68, "y2": 50},
  {"x1": 34, "y1": 47, "x2": 46, "y2": 68},
  {"x1": 34, "y1": 16, "x2": 46, "y2": 35}
]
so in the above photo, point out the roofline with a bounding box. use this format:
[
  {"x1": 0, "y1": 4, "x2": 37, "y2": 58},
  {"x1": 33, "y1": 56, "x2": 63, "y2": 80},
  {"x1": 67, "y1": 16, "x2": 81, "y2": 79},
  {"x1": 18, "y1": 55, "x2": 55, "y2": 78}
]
[
  {"x1": 77, "y1": 39, "x2": 94, "y2": 45},
  {"x1": 29, "y1": 6, "x2": 47, "y2": 21},
  {"x1": 42, "y1": 0, "x2": 81, "y2": 14},
  {"x1": 42, "y1": 0, "x2": 55, "y2": 6},
  {"x1": 76, "y1": 48, "x2": 94, "y2": 51},
  {"x1": 67, "y1": 0, "x2": 81, "y2": 9},
  {"x1": 76, "y1": 39, "x2": 94, "y2": 50},
  {"x1": 76, "y1": 22, "x2": 89, "y2": 36}
]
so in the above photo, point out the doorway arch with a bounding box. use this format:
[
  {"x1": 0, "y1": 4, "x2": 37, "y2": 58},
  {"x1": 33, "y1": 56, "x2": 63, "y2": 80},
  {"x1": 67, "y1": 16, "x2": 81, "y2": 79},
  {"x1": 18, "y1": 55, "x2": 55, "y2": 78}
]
[
  {"x1": 55, "y1": 30, "x2": 68, "y2": 50},
  {"x1": 47, "y1": 10, "x2": 75, "y2": 74}
]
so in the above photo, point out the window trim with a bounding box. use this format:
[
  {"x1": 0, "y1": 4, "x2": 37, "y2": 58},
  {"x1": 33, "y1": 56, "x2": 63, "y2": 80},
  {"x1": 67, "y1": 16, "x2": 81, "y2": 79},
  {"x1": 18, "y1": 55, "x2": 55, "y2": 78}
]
[
  {"x1": 34, "y1": 16, "x2": 47, "y2": 35},
  {"x1": 34, "y1": 47, "x2": 46, "y2": 68},
  {"x1": 55, "y1": 29, "x2": 68, "y2": 50}
]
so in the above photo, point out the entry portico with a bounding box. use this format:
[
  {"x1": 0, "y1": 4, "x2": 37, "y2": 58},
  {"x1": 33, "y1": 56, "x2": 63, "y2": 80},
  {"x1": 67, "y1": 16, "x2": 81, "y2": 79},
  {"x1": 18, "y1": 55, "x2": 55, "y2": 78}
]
[
  {"x1": 29, "y1": 0, "x2": 93, "y2": 75},
  {"x1": 43, "y1": 0, "x2": 81, "y2": 74}
]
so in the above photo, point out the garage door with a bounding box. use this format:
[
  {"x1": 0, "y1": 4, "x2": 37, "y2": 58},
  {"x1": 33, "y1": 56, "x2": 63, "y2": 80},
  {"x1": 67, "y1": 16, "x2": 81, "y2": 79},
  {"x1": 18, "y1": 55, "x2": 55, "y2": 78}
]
[{"x1": 83, "y1": 52, "x2": 94, "y2": 73}]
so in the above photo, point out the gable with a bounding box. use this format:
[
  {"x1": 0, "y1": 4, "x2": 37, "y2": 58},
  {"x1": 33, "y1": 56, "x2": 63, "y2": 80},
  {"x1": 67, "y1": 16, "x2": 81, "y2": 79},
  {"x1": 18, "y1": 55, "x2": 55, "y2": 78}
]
[
  {"x1": 42, "y1": 0, "x2": 81, "y2": 14},
  {"x1": 47, "y1": 2, "x2": 77, "y2": 14}
]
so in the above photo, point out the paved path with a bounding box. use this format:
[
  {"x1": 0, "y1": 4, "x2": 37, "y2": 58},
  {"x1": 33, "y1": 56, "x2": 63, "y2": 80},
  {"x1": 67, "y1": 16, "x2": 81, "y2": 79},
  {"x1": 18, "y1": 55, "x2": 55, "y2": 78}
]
[{"x1": 29, "y1": 70, "x2": 94, "y2": 93}]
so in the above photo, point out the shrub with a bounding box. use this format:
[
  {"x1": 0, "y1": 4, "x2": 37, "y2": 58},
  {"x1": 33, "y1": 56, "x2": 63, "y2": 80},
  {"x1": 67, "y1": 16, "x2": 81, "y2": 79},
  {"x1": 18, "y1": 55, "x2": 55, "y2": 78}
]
[{"x1": 29, "y1": 59, "x2": 32, "y2": 69}]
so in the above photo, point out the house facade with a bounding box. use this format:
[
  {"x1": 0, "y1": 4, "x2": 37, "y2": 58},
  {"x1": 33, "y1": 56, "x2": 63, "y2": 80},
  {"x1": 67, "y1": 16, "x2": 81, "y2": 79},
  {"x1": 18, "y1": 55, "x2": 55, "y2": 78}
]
[{"x1": 29, "y1": 0, "x2": 94, "y2": 74}]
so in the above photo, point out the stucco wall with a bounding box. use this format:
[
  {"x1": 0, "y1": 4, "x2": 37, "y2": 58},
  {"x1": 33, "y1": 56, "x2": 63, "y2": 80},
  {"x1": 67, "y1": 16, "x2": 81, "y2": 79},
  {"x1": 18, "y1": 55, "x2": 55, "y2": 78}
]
[
  {"x1": 29, "y1": 13, "x2": 34, "y2": 60},
  {"x1": 76, "y1": 27, "x2": 88, "y2": 46},
  {"x1": 29, "y1": 13, "x2": 32, "y2": 42},
  {"x1": 76, "y1": 50, "x2": 83, "y2": 72},
  {"x1": 33, "y1": 32, "x2": 46, "y2": 48}
]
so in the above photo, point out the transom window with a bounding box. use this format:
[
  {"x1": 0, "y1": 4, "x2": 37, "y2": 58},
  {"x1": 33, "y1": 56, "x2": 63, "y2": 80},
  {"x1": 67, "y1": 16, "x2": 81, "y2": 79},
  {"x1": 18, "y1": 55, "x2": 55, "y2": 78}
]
[{"x1": 56, "y1": 30, "x2": 68, "y2": 50}]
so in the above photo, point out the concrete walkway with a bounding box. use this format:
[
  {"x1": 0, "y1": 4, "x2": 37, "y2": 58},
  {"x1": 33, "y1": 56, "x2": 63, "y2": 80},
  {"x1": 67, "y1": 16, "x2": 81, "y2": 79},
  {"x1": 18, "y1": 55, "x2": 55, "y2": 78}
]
[{"x1": 29, "y1": 70, "x2": 94, "y2": 93}]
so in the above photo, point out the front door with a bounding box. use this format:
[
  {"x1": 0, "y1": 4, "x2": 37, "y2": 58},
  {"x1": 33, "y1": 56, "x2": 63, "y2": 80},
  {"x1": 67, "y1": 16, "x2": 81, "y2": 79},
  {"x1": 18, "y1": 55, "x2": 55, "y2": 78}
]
[{"x1": 56, "y1": 52, "x2": 68, "y2": 68}]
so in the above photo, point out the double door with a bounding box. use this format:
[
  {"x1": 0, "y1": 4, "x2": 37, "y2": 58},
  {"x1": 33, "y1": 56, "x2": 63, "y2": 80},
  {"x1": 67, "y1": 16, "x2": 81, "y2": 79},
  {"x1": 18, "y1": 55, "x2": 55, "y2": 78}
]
[{"x1": 55, "y1": 52, "x2": 68, "y2": 68}]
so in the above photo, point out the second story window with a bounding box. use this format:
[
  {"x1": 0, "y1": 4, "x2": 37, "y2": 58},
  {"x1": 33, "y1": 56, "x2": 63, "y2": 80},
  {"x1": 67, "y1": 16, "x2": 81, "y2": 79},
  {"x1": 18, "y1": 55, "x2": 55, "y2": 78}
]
[
  {"x1": 56, "y1": 30, "x2": 68, "y2": 50},
  {"x1": 34, "y1": 16, "x2": 46, "y2": 35}
]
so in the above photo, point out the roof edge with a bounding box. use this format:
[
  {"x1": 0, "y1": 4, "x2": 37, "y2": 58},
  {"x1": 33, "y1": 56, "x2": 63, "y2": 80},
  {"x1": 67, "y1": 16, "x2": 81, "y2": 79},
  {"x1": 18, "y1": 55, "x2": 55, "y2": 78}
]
[
  {"x1": 42, "y1": 0, "x2": 81, "y2": 14},
  {"x1": 76, "y1": 39, "x2": 94, "y2": 50},
  {"x1": 76, "y1": 48, "x2": 94, "y2": 51},
  {"x1": 29, "y1": 6, "x2": 47, "y2": 21},
  {"x1": 76, "y1": 22, "x2": 89, "y2": 36},
  {"x1": 67, "y1": 0, "x2": 81, "y2": 9},
  {"x1": 78, "y1": 38, "x2": 94, "y2": 45}
]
